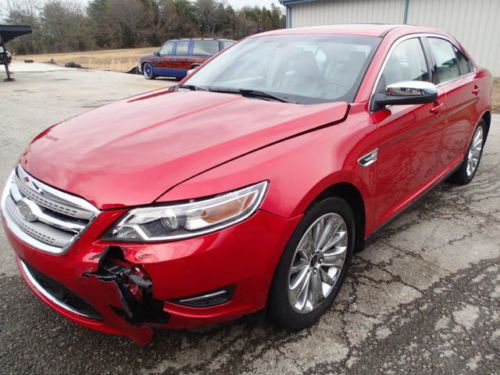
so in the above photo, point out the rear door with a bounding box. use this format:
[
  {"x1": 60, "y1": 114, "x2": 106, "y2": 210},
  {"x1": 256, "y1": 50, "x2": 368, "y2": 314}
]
[
  {"x1": 425, "y1": 36, "x2": 479, "y2": 167},
  {"x1": 372, "y1": 37, "x2": 447, "y2": 226}
]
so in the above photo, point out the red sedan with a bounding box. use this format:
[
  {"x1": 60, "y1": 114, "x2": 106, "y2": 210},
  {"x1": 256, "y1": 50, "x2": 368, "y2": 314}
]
[{"x1": 1, "y1": 25, "x2": 492, "y2": 344}]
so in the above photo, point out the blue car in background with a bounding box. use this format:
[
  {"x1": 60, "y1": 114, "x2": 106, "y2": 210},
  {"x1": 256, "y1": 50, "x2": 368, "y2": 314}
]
[{"x1": 138, "y1": 38, "x2": 235, "y2": 80}]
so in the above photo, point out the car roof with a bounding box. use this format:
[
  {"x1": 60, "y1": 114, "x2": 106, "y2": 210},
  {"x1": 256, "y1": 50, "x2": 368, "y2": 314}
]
[{"x1": 255, "y1": 24, "x2": 445, "y2": 38}]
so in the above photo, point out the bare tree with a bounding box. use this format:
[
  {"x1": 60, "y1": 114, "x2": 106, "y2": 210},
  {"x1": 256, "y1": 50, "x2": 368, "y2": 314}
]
[{"x1": 5, "y1": 0, "x2": 285, "y2": 54}]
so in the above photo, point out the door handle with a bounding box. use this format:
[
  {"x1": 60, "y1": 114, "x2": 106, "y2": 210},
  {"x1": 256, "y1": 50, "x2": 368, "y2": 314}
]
[
  {"x1": 472, "y1": 85, "x2": 480, "y2": 95},
  {"x1": 430, "y1": 102, "x2": 444, "y2": 114}
]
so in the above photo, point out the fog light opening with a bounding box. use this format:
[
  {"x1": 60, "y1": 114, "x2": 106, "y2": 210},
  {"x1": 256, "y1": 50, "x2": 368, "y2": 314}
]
[{"x1": 171, "y1": 285, "x2": 235, "y2": 308}]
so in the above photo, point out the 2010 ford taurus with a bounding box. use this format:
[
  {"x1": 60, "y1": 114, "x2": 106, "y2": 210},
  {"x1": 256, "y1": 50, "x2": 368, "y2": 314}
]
[{"x1": 1, "y1": 24, "x2": 492, "y2": 344}]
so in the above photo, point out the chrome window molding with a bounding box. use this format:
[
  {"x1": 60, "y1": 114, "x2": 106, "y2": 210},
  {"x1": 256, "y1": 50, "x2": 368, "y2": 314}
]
[
  {"x1": 1, "y1": 166, "x2": 100, "y2": 255},
  {"x1": 368, "y1": 33, "x2": 477, "y2": 113}
]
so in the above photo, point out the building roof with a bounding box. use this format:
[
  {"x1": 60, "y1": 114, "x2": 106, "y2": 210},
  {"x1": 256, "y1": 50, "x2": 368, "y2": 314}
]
[{"x1": 0, "y1": 24, "x2": 32, "y2": 44}]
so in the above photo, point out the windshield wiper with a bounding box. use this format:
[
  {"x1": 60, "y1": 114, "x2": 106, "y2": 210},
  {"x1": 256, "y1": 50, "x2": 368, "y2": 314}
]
[
  {"x1": 239, "y1": 89, "x2": 291, "y2": 103},
  {"x1": 205, "y1": 87, "x2": 240, "y2": 94},
  {"x1": 206, "y1": 86, "x2": 291, "y2": 103},
  {"x1": 177, "y1": 84, "x2": 207, "y2": 91}
]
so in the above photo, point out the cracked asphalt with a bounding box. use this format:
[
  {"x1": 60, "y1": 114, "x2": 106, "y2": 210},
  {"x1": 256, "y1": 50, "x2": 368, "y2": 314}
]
[{"x1": 0, "y1": 66, "x2": 499, "y2": 374}]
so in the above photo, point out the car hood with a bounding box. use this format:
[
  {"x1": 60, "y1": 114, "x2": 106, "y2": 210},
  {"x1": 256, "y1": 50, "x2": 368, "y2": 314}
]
[{"x1": 20, "y1": 90, "x2": 348, "y2": 209}]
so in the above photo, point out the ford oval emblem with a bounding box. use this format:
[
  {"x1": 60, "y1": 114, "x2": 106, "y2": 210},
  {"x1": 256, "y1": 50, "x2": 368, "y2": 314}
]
[{"x1": 16, "y1": 200, "x2": 37, "y2": 222}]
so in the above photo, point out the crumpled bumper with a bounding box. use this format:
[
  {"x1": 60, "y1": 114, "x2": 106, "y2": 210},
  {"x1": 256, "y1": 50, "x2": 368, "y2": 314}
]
[{"x1": 3, "y1": 209, "x2": 300, "y2": 343}]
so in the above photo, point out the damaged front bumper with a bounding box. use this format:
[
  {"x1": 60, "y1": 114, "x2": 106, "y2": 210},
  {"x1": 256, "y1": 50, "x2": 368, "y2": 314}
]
[
  {"x1": 16, "y1": 246, "x2": 167, "y2": 344},
  {"x1": 4, "y1": 208, "x2": 300, "y2": 344}
]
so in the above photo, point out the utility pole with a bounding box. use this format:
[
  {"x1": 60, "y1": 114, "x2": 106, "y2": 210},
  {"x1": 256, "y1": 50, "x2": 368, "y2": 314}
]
[{"x1": 403, "y1": 0, "x2": 410, "y2": 24}]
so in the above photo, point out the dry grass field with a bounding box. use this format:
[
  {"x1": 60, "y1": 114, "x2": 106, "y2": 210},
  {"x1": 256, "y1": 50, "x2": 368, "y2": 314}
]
[{"x1": 14, "y1": 47, "x2": 156, "y2": 73}]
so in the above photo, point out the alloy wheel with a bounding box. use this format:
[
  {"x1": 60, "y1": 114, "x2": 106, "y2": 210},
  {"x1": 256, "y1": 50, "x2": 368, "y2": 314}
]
[
  {"x1": 143, "y1": 63, "x2": 153, "y2": 79},
  {"x1": 287, "y1": 213, "x2": 348, "y2": 314},
  {"x1": 466, "y1": 126, "x2": 483, "y2": 177}
]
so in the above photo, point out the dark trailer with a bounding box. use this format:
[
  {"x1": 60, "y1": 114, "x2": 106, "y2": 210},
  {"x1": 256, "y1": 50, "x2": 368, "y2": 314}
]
[{"x1": 0, "y1": 24, "x2": 32, "y2": 81}]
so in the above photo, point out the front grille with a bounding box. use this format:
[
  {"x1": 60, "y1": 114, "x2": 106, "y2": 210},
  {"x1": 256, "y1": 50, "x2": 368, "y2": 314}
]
[
  {"x1": 20, "y1": 260, "x2": 101, "y2": 320},
  {"x1": 1, "y1": 166, "x2": 99, "y2": 254}
]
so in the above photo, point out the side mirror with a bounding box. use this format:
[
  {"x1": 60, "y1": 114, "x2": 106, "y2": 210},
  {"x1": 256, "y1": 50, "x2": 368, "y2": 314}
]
[
  {"x1": 372, "y1": 81, "x2": 438, "y2": 111},
  {"x1": 154, "y1": 51, "x2": 160, "y2": 56}
]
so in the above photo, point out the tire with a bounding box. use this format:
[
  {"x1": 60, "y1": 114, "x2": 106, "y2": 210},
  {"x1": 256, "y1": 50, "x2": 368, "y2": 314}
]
[
  {"x1": 268, "y1": 196, "x2": 355, "y2": 330},
  {"x1": 448, "y1": 120, "x2": 486, "y2": 185},
  {"x1": 143, "y1": 63, "x2": 156, "y2": 80}
]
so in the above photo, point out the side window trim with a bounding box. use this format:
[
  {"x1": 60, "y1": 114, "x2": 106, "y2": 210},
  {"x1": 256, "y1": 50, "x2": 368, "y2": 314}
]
[
  {"x1": 420, "y1": 37, "x2": 438, "y2": 85},
  {"x1": 171, "y1": 41, "x2": 178, "y2": 56},
  {"x1": 369, "y1": 33, "x2": 476, "y2": 111}
]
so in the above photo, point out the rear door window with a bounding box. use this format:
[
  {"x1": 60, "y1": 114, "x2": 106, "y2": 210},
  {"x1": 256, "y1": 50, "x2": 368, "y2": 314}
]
[
  {"x1": 427, "y1": 38, "x2": 461, "y2": 83},
  {"x1": 175, "y1": 41, "x2": 190, "y2": 56},
  {"x1": 193, "y1": 40, "x2": 219, "y2": 56},
  {"x1": 453, "y1": 46, "x2": 473, "y2": 75},
  {"x1": 221, "y1": 41, "x2": 235, "y2": 50}
]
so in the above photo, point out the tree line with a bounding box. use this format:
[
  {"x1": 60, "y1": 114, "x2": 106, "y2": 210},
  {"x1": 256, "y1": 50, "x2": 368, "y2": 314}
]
[{"x1": 4, "y1": 0, "x2": 285, "y2": 54}]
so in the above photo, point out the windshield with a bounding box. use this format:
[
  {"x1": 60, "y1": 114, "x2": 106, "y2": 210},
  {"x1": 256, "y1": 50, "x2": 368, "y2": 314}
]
[{"x1": 185, "y1": 34, "x2": 380, "y2": 104}]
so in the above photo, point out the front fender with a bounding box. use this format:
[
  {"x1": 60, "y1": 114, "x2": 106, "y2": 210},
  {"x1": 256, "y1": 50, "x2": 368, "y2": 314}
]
[{"x1": 158, "y1": 115, "x2": 378, "y2": 237}]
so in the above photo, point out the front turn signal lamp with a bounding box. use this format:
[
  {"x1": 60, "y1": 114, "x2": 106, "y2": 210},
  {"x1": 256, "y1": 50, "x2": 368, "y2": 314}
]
[{"x1": 104, "y1": 181, "x2": 268, "y2": 242}]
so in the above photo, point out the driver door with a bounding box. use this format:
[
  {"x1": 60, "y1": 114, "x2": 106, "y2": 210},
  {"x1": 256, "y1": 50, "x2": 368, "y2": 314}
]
[
  {"x1": 155, "y1": 41, "x2": 175, "y2": 70},
  {"x1": 372, "y1": 37, "x2": 447, "y2": 227}
]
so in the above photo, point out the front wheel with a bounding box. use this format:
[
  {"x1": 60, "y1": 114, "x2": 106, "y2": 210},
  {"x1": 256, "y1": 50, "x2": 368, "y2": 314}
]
[
  {"x1": 448, "y1": 120, "x2": 485, "y2": 185},
  {"x1": 268, "y1": 196, "x2": 355, "y2": 330},
  {"x1": 143, "y1": 63, "x2": 156, "y2": 80}
]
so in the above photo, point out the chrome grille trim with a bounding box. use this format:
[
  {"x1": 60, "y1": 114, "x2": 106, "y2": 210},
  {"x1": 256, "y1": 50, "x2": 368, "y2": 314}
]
[
  {"x1": 15, "y1": 167, "x2": 96, "y2": 220},
  {"x1": 1, "y1": 166, "x2": 100, "y2": 255},
  {"x1": 5, "y1": 196, "x2": 74, "y2": 247}
]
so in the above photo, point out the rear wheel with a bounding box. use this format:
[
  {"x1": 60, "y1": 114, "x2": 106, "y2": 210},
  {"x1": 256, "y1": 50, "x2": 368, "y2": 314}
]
[
  {"x1": 449, "y1": 121, "x2": 485, "y2": 185},
  {"x1": 143, "y1": 63, "x2": 156, "y2": 80},
  {"x1": 268, "y1": 197, "x2": 355, "y2": 329}
]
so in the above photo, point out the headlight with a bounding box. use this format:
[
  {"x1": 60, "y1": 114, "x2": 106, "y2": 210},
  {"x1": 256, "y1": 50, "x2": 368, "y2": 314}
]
[{"x1": 104, "y1": 181, "x2": 268, "y2": 242}]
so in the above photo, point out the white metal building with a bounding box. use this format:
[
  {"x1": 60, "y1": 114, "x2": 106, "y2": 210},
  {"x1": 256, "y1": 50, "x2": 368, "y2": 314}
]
[{"x1": 280, "y1": 0, "x2": 500, "y2": 76}]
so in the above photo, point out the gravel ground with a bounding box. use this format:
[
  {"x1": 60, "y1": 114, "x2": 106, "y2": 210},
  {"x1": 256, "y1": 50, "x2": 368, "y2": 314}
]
[{"x1": 0, "y1": 65, "x2": 499, "y2": 374}]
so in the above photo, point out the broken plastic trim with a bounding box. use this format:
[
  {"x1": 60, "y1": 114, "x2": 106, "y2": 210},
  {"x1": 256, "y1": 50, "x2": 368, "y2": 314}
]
[{"x1": 84, "y1": 246, "x2": 169, "y2": 326}]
